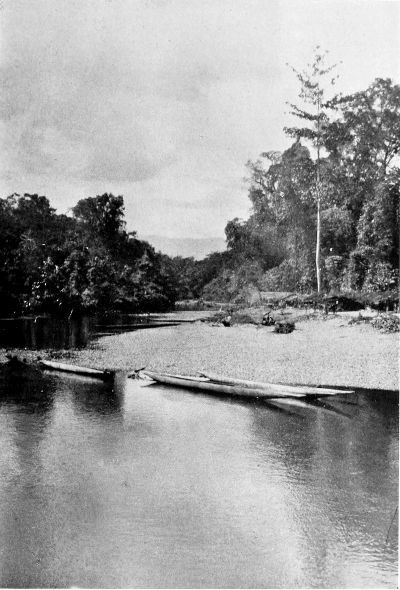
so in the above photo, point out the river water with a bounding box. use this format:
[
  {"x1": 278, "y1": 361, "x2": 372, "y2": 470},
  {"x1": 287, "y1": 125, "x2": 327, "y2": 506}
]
[{"x1": 0, "y1": 371, "x2": 398, "y2": 588}]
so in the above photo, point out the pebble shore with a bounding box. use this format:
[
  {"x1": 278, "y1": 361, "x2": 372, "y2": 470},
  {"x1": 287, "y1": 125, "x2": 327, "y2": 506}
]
[{"x1": 7, "y1": 313, "x2": 396, "y2": 391}]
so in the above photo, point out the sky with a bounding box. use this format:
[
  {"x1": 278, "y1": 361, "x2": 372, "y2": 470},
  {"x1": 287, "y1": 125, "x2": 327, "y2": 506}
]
[{"x1": 1, "y1": 0, "x2": 399, "y2": 242}]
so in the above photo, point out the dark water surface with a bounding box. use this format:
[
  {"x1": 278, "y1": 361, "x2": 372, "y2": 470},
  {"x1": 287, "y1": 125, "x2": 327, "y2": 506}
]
[
  {"x1": 0, "y1": 314, "x2": 182, "y2": 349},
  {"x1": 0, "y1": 372, "x2": 398, "y2": 588},
  {"x1": 0, "y1": 316, "x2": 92, "y2": 349}
]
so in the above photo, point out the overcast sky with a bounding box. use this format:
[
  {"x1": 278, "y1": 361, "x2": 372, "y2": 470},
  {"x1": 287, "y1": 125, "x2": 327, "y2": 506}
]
[{"x1": 1, "y1": 0, "x2": 399, "y2": 240}]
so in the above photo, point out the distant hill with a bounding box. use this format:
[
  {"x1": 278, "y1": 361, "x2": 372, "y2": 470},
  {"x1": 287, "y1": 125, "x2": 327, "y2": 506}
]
[{"x1": 140, "y1": 235, "x2": 226, "y2": 260}]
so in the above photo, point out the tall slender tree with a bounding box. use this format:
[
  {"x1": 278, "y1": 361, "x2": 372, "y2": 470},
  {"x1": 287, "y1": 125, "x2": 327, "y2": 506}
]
[{"x1": 285, "y1": 47, "x2": 340, "y2": 292}]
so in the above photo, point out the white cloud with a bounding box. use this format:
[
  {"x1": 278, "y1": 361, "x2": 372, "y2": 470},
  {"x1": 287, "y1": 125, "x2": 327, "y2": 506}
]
[{"x1": 0, "y1": 0, "x2": 398, "y2": 238}]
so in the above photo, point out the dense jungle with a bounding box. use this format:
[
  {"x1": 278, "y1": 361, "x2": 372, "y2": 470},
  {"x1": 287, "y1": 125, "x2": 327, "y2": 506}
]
[{"x1": 1, "y1": 69, "x2": 399, "y2": 316}]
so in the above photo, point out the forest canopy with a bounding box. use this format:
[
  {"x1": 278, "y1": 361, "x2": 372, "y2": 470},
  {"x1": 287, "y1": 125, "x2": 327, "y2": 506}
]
[
  {"x1": 1, "y1": 63, "x2": 399, "y2": 314},
  {"x1": 0, "y1": 192, "x2": 182, "y2": 315},
  {"x1": 199, "y1": 73, "x2": 400, "y2": 302}
]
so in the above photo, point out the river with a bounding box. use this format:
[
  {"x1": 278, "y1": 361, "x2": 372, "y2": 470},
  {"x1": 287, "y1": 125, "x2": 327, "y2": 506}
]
[{"x1": 0, "y1": 370, "x2": 398, "y2": 588}]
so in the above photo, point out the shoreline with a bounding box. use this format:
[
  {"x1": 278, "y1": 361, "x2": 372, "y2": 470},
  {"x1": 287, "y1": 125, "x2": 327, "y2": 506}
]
[{"x1": 1, "y1": 312, "x2": 398, "y2": 391}]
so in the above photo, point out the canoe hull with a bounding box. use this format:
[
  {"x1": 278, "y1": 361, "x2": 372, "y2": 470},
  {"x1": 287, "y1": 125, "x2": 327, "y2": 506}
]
[
  {"x1": 142, "y1": 371, "x2": 307, "y2": 398},
  {"x1": 199, "y1": 371, "x2": 353, "y2": 396},
  {"x1": 39, "y1": 360, "x2": 114, "y2": 380}
]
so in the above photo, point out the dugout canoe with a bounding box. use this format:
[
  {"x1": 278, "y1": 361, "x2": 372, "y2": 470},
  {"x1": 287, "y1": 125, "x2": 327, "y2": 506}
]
[
  {"x1": 141, "y1": 370, "x2": 308, "y2": 398},
  {"x1": 39, "y1": 360, "x2": 114, "y2": 380},
  {"x1": 198, "y1": 371, "x2": 353, "y2": 396}
]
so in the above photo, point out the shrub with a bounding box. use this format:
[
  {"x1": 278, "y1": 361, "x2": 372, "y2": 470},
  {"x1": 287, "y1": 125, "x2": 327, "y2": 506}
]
[
  {"x1": 324, "y1": 255, "x2": 345, "y2": 292},
  {"x1": 370, "y1": 314, "x2": 399, "y2": 333},
  {"x1": 274, "y1": 320, "x2": 295, "y2": 333},
  {"x1": 363, "y1": 262, "x2": 398, "y2": 292}
]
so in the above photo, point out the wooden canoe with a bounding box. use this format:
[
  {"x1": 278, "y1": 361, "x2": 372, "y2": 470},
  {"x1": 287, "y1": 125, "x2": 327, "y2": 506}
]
[
  {"x1": 39, "y1": 360, "x2": 114, "y2": 380},
  {"x1": 142, "y1": 370, "x2": 307, "y2": 398},
  {"x1": 198, "y1": 371, "x2": 353, "y2": 397}
]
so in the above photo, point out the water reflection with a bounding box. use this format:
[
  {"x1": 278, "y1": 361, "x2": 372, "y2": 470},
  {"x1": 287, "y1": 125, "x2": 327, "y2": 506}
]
[
  {"x1": 248, "y1": 389, "x2": 398, "y2": 588},
  {"x1": 0, "y1": 316, "x2": 90, "y2": 349},
  {"x1": 0, "y1": 375, "x2": 397, "y2": 588},
  {"x1": 0, "y1": 368, "x2": 56, "y2": 587},
  {"x1": 49, "y1": 371, "x2": 124, "y2": 418},
  {"x1": 0, "y1": 313, "x2": 186, "y2": 350},
  {"x1": 0, "y1": 365, "x2": 56, "y2": 415}
]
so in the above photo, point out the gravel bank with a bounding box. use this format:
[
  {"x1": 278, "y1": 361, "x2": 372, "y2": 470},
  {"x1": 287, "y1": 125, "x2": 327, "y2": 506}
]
[{"x1": 8, "y1": 314, "x2": 396, "y2": 390}]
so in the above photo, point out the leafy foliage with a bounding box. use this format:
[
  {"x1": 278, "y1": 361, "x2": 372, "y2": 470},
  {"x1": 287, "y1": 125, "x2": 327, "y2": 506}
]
[
  {"x1": 215, "y1": 72, "x2": 400, "y2": 301},
  {"x1": 370, "y1": 314, "x2": 399, "y2": 333},
  {"x1": 1, "y1": 63, "x2": 398, "y2": 312},
  {"x1": 0, "y1": 193, "x2": 182, "y2": 316}
]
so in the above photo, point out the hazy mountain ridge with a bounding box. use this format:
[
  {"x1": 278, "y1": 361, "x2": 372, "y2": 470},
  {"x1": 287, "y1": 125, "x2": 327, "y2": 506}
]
[{"x1": 140, "y1": 235, "x2": 226, "y2": 259}]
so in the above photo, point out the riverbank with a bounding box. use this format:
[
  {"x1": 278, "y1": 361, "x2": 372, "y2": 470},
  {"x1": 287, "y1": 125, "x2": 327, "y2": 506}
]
[{"x1": 2, "y1": 312, "x2": 398, "y2": 390}]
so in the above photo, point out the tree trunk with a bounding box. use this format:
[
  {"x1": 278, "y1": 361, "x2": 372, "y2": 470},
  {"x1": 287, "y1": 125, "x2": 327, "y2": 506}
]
[
  {"x1": 316, "y1": 195, "x2": 321, "y2": 293},
  {"x1": 316, "y1": 107, "x2": 322, "y2": 294}
]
